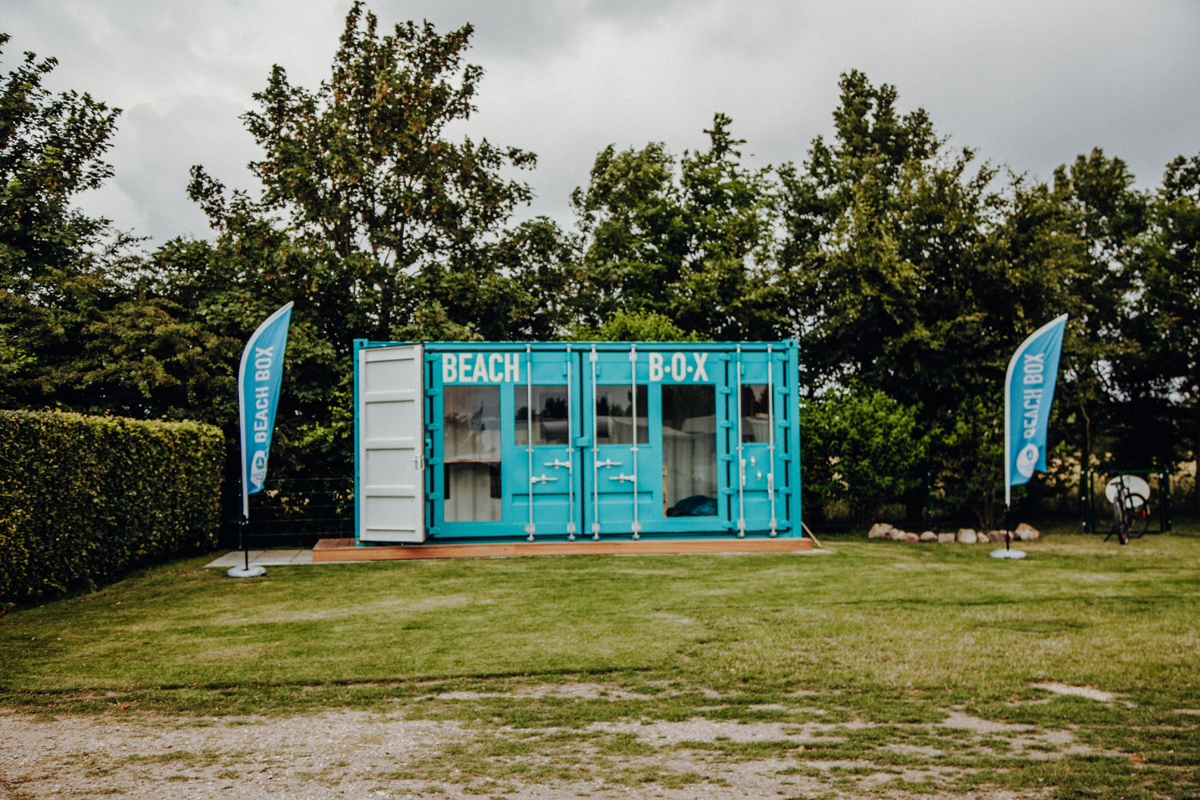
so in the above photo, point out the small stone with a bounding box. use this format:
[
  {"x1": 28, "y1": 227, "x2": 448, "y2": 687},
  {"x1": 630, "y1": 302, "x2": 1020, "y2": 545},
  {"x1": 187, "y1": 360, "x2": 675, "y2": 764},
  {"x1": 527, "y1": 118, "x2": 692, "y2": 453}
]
[
  {"x1": 1014, "y1": 522, "x2": 1040, "y2": 540},
  {"x1": 903, "y1": 532, "x2": 920, "y2": 543},
  {"x1": 958, "y1": 529, "x2": 978, "y2": 544},
  {"x1": 937, "y1": 532, "x2": 956, "y2": 543},
  {"x1": 920, "y1": 531, "x2": 937, "y2": 542},
  {"x1": 868, "y1": 522, "x2": 894, "y2": 539},
  {"x1": 887, "y1": 529, "x2": 907, "y2": 541},
  {"x1": 988, "y1": 530, "x2": 1009, "y2": 543}
]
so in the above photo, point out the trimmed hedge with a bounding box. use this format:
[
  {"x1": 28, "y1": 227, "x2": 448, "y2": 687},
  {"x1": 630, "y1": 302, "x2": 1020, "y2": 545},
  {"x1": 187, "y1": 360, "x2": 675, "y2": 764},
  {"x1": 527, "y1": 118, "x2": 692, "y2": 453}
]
[{"x1": 0, "y1": 410, "x2": 224, "y2": 602}]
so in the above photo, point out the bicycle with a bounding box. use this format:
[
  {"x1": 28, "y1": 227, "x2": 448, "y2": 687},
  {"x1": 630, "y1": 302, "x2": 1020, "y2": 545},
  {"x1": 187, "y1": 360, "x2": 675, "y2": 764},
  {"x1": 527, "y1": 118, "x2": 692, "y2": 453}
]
[{"x1": 1104, "y1": 472, "x2": 1151, "y2": 545}]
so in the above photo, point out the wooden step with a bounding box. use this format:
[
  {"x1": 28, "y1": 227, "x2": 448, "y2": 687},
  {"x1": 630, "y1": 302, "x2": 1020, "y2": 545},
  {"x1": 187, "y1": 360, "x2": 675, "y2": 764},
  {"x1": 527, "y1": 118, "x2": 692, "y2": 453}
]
[{"x1": 312, "y1": 536, "x2": 812, "y2": 562}]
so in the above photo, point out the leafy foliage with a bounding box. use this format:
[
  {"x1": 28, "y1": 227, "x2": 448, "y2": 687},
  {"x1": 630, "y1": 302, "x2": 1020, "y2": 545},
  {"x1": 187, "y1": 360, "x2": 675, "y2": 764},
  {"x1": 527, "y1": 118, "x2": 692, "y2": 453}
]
[
  {"x1": 1116, "y1": 154, "x2": 1200, "y2": 514},
  {"x1": 187, "y1": 1, "x2": 539, "y2": 346},
  {"x1": 572, "y1": 309, "x2": 705, "y2": 343},
  {"x1": 569, "y1": 114, "x2": 786, "y2": 341},
  {"x1": 0, "y1": 410, "x2": 223, "y2": 602},
  {"x1": 0, "y1": 33, "x2": 119, "y2": 292},
  {"x1": 800, "y1": 383, "x2": 927, "y2": 523}
]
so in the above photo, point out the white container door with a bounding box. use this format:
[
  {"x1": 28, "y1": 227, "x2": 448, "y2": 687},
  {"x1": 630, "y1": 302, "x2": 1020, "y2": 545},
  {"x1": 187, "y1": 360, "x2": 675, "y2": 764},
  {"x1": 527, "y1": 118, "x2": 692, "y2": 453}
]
[{"x1": 358, "y1": 344, "x2": 425, "y2": 542}]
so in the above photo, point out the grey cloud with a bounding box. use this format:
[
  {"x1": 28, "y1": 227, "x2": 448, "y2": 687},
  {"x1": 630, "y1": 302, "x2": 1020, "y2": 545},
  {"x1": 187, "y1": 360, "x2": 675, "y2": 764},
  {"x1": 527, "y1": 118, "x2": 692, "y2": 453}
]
[{"x1": 3, "y1": 0, "x2": 1198, "y2": 245}]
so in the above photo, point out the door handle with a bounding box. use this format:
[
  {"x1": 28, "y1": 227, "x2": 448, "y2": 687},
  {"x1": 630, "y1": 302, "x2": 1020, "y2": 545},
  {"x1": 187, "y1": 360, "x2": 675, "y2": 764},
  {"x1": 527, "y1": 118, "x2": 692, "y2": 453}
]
[
  {"x1": 531, "y1": 474, "x2": 558, "y2": 484},
  {"x1": 596, "y1": 459, "x2": 622, "y2": 469},
  {"x1": 544, "y1": 458, "x2": 572, "y2": 469},
  {"x1": 608, "y1": 473, "x2": 636, "y2": 483}
]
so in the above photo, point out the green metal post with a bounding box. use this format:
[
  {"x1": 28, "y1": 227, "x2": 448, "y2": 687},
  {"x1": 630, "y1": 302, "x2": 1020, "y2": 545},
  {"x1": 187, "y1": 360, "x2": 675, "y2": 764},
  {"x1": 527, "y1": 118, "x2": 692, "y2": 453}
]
[
  {"x1": 1083, "y1": 469, "x2": 1091, "y2": 534},
  {"x1": 926, "y1": 471, "x2": 932, "y2": 529},
  {"x1": 1163, "y1": 468, "x2": 1171, "y2": 533}
]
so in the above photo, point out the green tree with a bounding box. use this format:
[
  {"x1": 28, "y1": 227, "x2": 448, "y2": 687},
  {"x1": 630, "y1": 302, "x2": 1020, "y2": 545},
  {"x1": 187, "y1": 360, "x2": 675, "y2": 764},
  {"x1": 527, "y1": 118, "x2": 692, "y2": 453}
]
[
  {"x1": 569, "y1": 114, "x2": 784, "y2": 340},
  {"x1": 1119, "y1": 153, "x2": 1200, "y2": 514},
  {"x1": 1050, "y1": 149, "x2": 1148, "y2": 466},
  {"x1": 572, "y1": 308, "x2": 704, "y2": 343},
  {"x1": 936, "y1": 395, "x2": 1004, "y2": 530},
  {"x1": 1, "y1": 32, "x2": 119, "y2": 407},
  {"x1": 0, "y1": 33, "x2": 224, "y2": 419},
  {"x1": 778, "y1": 71, "x2": 1089, "y2": 522},
  {"x1": 800, "y1": 383, "x2": 927, "y2": 525},
  {"x1": 779, "y1": 71, "x2": 1077, "y2": 410},
  {"x1": 188, "y1": 1, "x2": 539, "y2": 347},
  {"x1": 569, "y1": 141, "x2": 686, "y2": 328},
  {"x1": 0, "y1": 34, "x2": 119, "y2": 294},
  {"x1": 174, "y1": 2, "x2": 555, "y2": 486}
]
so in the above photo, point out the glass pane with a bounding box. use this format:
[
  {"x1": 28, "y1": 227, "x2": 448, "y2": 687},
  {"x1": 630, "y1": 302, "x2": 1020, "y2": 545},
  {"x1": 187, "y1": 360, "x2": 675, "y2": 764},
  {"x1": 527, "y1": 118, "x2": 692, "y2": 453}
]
[
  {"x1": 442, "y1": 386, "x2": 501, "y2": 521},
  {"x1": 662, "y1": 385, "x2": 717, "y2": 516},
  {"x1": 595, "y1": 385, "x2": 648, "y2": 445},
  {"x1": 740, "y1": 384, "x2": 772, "y2": 444},
  {"x1": 443, "y1": 463, "x2": 501, "y2": 521},
  {"x1": 515, "y1": 385, "x2": 570, "y2": 445}
]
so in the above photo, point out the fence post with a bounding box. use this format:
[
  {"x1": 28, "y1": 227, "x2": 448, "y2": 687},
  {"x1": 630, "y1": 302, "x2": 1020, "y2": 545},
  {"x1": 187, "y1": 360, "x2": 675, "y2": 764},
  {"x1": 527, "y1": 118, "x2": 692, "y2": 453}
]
[
  {"x1": 925, "y1": 471, "x2": 932, "y2": 530},
  {"x1": 1085, "y1": 469, "x2": 1095, "y2": 534},
  {"x1": 1162, "y1": 467, "x2": 1171, "y2": 533}
]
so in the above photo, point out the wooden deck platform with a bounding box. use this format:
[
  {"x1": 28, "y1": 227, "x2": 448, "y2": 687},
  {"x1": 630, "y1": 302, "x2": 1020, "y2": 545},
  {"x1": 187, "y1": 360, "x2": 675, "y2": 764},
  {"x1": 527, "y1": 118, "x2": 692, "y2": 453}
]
[{"x1": 312, "y1": 536, "x2": 813, "y2": 562}]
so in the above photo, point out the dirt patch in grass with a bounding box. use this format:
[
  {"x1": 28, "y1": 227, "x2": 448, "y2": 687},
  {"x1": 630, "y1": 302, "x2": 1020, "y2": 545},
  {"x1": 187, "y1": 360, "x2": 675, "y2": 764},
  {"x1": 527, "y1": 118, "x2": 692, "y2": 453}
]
[
  {"x1": 0, "y1": 690, "x2": 1134, "y2": 799},
  {"x1": 430, "y1": 683, "x2": 656, "y2": 702},
  {"x1": 1033, "y1": 682, "x2": 1117, "y2": 702}
]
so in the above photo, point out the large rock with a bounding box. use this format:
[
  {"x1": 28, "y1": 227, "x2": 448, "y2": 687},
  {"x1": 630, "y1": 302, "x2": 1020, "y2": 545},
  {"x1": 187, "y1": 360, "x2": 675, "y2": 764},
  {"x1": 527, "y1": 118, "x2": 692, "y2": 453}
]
[
  {"x1": 957, "y1": 528, "x2": 977, "y2": 544},
  {"x1": 1014, "y1": 522, "x2": 1040, "y2": 541},
  {"x1": 988, "y1": 530, "x2": 1010, "y2": 543},
  {"x1": 868, "y1": 522, "x2": 894, "y2": 539},
  {"x1": 888, "y1": 528, "x2": 908, "y2": 541},
  {"x1": 937, "y1": 532, "x2": 956, "y2": 543},
  {"x1": 920, "y1": 531, "x2": 938, "y2": 542},
  {"x1": 903, "y1": 532, "x2": 921, "y2": 543}
]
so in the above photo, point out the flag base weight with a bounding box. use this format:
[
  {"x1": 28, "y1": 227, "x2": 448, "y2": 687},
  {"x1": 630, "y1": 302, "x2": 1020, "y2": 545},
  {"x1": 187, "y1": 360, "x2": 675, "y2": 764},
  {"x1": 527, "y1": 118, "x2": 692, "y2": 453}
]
[
  {"x1": 989, "y1": 549, "x2": 1026, "y2": 559},
  {"x1": 227, "y1": 565, "x2": 266, "y2": 578}
]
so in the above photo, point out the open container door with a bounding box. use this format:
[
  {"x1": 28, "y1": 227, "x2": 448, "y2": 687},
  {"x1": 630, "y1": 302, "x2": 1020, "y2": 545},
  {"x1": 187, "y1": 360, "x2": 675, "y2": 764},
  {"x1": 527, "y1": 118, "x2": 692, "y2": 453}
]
[{"x1": 357, "y1": 343, "x2": 425, "y2": 542}]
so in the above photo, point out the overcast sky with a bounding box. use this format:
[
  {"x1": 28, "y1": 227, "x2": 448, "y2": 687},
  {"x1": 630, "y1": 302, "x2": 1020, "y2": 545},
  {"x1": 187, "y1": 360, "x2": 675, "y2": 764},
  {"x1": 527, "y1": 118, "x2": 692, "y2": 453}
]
[{"x1": 3, "y1": 0, "x2": 1198, "y2": 246}]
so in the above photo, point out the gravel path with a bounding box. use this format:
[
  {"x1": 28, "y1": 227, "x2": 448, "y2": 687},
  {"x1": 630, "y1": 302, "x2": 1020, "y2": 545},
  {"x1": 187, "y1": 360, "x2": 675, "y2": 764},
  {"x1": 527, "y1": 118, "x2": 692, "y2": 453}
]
[{"x1": 0, "y1": 700, "x2": 1080, "y2": 799}]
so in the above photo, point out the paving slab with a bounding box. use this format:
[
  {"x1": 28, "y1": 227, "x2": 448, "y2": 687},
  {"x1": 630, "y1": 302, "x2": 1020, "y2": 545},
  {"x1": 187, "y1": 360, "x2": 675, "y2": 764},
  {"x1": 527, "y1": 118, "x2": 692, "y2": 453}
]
[{"x1": 205, "y1": 549, "x2": 314, "y2": 568}]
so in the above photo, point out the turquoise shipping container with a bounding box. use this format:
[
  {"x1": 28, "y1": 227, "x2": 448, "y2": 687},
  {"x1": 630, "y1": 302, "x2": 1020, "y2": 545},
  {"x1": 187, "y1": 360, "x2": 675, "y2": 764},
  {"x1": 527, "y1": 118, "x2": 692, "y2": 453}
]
[{"x1": 353, "y1": 340, "x2": 802, "y2": 545}]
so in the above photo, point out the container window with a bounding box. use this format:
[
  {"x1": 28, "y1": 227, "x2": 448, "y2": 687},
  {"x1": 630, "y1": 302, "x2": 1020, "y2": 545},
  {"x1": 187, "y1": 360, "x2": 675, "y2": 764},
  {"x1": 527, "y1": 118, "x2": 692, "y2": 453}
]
[
  {"x1": 442, "y1": 385, "x2": 501, "y2": 521},
  {"x1": 740, "y1": 384, "x2": 772, "y2": 443},
  {"x1": 595, "y1": 385, "x2": 648, "y2": 444},
  {"x1": 662, "y1": 385, "x2": 717, "y2": 517},
  {"x1": 515, "y1": 386, "x2": 570, "y2": 445}
]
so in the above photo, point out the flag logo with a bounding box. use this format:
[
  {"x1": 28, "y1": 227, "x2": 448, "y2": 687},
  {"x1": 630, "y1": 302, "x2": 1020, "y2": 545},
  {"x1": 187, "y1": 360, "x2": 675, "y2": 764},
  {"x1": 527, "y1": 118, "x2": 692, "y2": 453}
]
[
  {"x1": 250, "y1": 450, "x2": 268, "y2": 486},
  {"x1": 1017, "y1": 444, "x2": 1039, "y2": 478}
]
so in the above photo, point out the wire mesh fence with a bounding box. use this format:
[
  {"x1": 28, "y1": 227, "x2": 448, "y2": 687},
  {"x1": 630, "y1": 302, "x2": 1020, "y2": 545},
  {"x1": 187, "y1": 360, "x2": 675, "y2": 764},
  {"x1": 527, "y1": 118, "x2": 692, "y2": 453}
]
[
  {"x1": 224, "y1": 477, "x2": 354, "y2": 550},
  {"x1": 1082, "y1": 468, "x2": 1172, "y2": 535}
]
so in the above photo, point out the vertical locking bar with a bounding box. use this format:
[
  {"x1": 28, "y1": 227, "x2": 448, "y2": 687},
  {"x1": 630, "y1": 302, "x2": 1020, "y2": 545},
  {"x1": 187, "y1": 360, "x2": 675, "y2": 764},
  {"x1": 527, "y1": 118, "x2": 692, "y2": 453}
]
[
  {"x1": 629, "y1": 344, "x2": 640, "y2": 539},
  {"x1": 767, "y1": 344, "x2": 777, "y2": 536},
  {"x1": 566, "y1": 344, "x2": 576, "y2": 539},
  {"x1": 735, "y1": 344, "x2": 746, "y2": 537},
  {"x1": 590, "y1": 345, "x2": 601, "y2": 539},
  {"x1": 525, "y1": 344, "x2": 535, "y2": 540}
]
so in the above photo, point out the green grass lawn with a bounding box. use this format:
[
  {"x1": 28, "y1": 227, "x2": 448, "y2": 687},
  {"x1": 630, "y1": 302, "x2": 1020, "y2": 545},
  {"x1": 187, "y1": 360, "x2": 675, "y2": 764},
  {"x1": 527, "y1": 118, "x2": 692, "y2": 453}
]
[{"x1": 3, "y1": 525, "x2": 1199, "y2": 798}]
